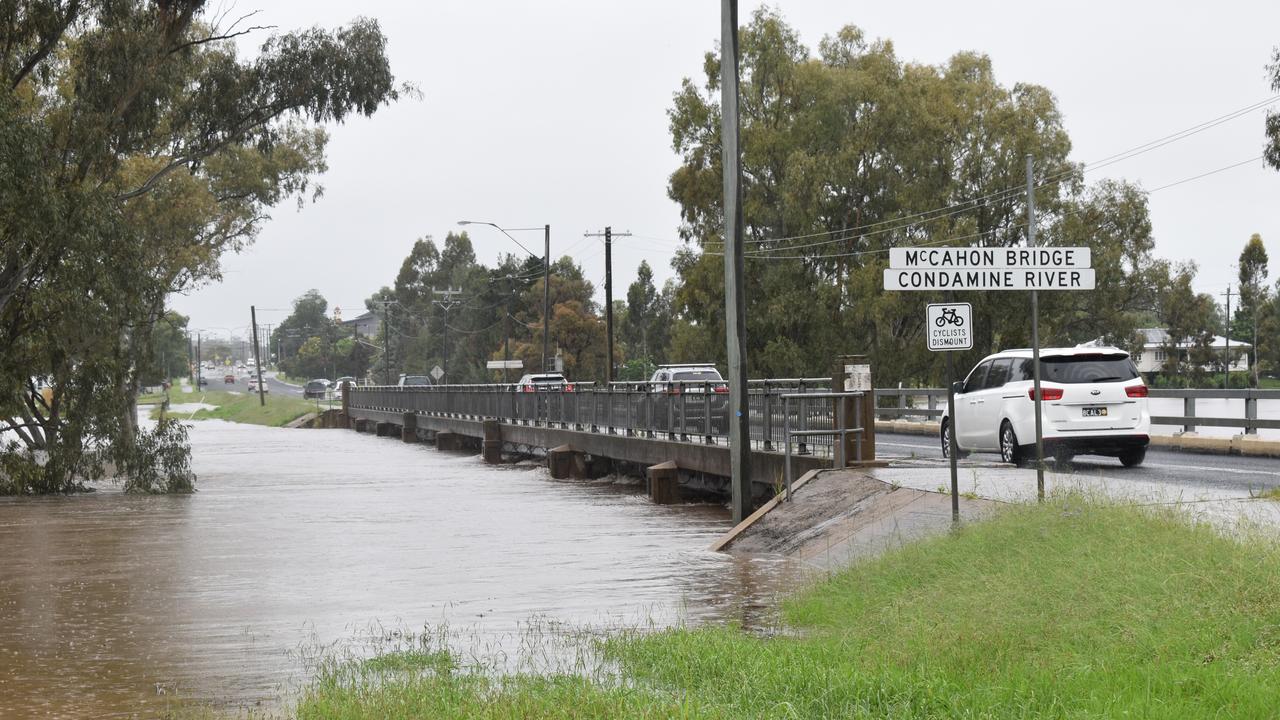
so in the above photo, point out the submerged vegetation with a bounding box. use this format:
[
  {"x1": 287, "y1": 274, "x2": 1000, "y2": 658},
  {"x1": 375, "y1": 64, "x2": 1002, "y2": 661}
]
[
  {"x1": 151, "y1": 391, "x2": 320, "y2": 428},
  {"x1": 287, "y1": 497, "x2": 1280, "y2": 718}
]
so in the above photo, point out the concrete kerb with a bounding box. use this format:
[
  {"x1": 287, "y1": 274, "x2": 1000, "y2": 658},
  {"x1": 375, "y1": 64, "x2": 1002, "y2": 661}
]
[{"x1": 876, "y1": 420, "x2": 1279, "y2": 458}]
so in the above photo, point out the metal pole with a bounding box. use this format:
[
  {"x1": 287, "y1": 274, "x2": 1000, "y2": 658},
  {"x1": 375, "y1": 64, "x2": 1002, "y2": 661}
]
[
  {"x1": 783, "y1": 396, "x2": 792, "y2": 502},
  {"x1": 251, "y1": 306, "x2": 265, "y2": 406},
  {"x1": 947, "y1": 350, "x2": 959, "y2": 523},
  {"x1": 604, "y1": 226, "x2": 614, "y2": 383},
  {"x1": 1027, "y1": 154, "x2": 1045, "y2": 501},
  {"x1": 721, "y1": 0, "x2": 752, "y2": 522},
  {"x1": 1223, "y1": 285, "x2": 1232, "y2": 389},
  {"x1": 543, "y1": 224, "x2": 551, "y2": 373}
]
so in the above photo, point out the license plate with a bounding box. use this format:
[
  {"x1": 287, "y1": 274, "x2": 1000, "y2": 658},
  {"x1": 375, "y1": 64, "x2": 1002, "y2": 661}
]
[{"x1": 1082, "y1": 407, "x2": 1108, "y2": 417}]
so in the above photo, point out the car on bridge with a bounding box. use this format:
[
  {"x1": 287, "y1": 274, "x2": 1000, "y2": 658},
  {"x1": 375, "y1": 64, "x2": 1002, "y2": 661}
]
[
  {"x1": 515, "y1": 372, "x2": 574, "y2": 392},
  {"x1": 641, "y1": 364, "x2": 729, "y2": 433},
  {"x1": 397, "y1": 374, "x2": 433, "y2": 387},
  {"x1": 942, "y1": 347, "x2": 1150, "y2": 467}
]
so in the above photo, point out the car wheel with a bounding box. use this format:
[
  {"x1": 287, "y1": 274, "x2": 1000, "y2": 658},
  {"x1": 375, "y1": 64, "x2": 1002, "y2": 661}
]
[
  {"x1": 1119, "y1": 447, "x2": 1146, "y2": 468},
  {"x1": 940, "y1": 420, "x2": 967, "y2": 459},
  {"x1": 999, "y1": 421, "x2": 1023, "y2": 465}
]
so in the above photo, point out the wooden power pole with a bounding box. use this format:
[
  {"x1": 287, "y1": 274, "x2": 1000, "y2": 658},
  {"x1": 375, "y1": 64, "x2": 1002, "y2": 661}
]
[{"x1": 585, "y1": 226, "x2": 631, "y2": 383}]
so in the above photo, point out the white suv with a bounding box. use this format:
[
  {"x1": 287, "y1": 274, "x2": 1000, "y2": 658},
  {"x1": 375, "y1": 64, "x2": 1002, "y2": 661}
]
[{"x1": 942, "y1": 347, "x2": 1150, "y2": 466}]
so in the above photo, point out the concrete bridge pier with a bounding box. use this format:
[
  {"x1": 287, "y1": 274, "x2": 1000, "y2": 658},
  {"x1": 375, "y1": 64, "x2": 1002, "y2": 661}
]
[
  {"x1": 375, "y1": 421, "x2": 395, "y2": 437},
  {"x1": 401, "y1": 412, "x2": 418, "y2": 443},
  {"x1": 647, "y1": 461, "x2": 680, "y2": 504},
  {"x1": 483, "y1": 420, "x2": 503, "y2": 464}
]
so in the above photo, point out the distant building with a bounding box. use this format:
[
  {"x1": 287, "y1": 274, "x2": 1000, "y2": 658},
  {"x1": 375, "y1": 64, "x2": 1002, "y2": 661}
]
[
  {"x1": 1129, "y1": 327, "x2": 1250, "y2": 374},
  {"x1": 341, "y1": 311, "x2": 379, "y2": 338}
]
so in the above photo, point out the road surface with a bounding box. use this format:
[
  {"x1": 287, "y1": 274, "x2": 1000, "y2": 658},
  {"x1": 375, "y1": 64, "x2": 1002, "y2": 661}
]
[{"x1": 876, "y1": 431, "x2": 1280, "y2": 494}]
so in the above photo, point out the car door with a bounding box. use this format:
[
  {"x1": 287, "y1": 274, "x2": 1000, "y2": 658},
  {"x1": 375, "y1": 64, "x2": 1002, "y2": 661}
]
[
  {"x1": 972, "y1": 358, "x2": 1014, "y2": 450},
  {"x1": 954, "y1": 360, "x2": 992, "y2": 448}
]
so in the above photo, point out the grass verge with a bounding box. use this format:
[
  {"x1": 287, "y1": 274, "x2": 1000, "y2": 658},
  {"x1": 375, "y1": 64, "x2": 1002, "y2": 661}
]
[
  {"x1": 152, "y1": 390, "x2": 319, "y2": 428},
  {"x1": 290, "y1": 496, "x2": 1280, "y2": 718}
]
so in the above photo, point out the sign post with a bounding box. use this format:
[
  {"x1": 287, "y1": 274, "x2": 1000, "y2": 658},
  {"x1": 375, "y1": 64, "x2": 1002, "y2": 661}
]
[
  {"x1": 926, "y1": 302, "x2": 971, "y2": 522},
  {"x1": 885, "y1": 237, "x2": 1093, "y2": 506}
]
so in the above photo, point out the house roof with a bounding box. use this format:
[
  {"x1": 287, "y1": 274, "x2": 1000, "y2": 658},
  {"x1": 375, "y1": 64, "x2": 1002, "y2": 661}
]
[
  {"x1": 1137, "y1": 327, "x2": 1250, "y2": 350},
  {"x1": 341, "y1": 311, "x2": 377, "y2": 325}
]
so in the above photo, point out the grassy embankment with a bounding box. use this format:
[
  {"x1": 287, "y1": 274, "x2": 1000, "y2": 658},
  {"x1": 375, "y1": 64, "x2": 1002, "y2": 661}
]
[
  {"x1": 293, "y1": 497, "x2": 1280, "y2": 719},
  {"x1": 150, "y1": 390, "x2": 318, "y2": 427}
]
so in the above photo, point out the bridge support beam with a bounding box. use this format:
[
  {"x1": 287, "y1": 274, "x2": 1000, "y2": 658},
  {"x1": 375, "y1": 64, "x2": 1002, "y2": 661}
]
[
  {"x1": 402, "y1": 413, "x2": 418, "y2": 443},
  {"x1": 647, "y1": 461, "x2": 680, "y2": 505},
  {"x1": 436, "y1": 431, "x2": 463, "y2": 452},
  {"x1": 483, "y1": 420, "x2": 503, "y2": 464}
]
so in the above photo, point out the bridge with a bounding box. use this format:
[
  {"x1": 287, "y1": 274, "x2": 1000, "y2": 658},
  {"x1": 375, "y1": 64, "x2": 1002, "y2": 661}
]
[
  {"x1": 336, "y1": 381, "x2": 1280, "y2": 503},
  {"x1": 341, "y1": 379, "x2": 872, "y2": 502}
]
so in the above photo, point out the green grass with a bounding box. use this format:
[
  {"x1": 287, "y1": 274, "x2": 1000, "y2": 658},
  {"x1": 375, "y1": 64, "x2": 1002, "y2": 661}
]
[
  {"x1": 152, "y1": 390, "x2": 319, "y2": 427},
  {"x1": 288, "y1": 497, "x2": 1280, "y2": 718}
]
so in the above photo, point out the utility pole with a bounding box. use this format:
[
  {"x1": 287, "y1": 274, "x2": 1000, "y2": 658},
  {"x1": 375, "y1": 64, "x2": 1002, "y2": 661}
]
[
  {"x1": 721, "y1": 0, "x2": 752, "y2": 523},
  {"x1": 433, "y1": 288, "x2": 464, "y2": 385},
  {"x1": 1222, "y1": 285, "x2": 1233, "y2": 389},
  {"x1": 251, "y1": 306, "x2": 265, "y2": 406},
  {"x1": 196, "y1": 333, "x2": 202, "y2": 388},
  {"x1": 1027, "y1": 154, "x2": 1045, "y2": 502},
  {"x1": 585, "y1": 227, "x2": 632, "y2": 383},
  {"x1": 371, "y1": 299, "x2": 395, "y2": 385},
  {"x1": 543, "y1": 224, "x2": 551, "y2": 373}
]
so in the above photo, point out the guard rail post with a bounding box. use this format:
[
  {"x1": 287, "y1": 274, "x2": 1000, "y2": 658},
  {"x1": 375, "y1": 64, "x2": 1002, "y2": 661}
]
[
  {"x1": 1183, "y1": 396, "x2": 1196, "y2": 434},
  {"x1": 1246, "y1": 394, "x2": 1258, "y2": 435}
]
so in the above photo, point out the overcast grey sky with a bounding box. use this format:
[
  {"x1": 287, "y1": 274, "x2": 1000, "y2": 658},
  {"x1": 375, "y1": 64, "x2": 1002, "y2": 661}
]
[{"x1": 173, "y1": 0, "x2": 1280, "y2": 339}]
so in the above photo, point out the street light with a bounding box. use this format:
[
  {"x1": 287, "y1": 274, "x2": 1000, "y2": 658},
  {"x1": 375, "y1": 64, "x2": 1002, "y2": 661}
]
[{"x1": 458, "y1": 220, "x2": 552, "y2": 373}]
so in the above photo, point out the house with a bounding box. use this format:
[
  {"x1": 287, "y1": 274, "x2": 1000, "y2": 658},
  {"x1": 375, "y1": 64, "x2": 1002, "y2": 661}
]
[
  {"x1": 1130, "y1": 327, "x2": 1250, "y2": 374},
  {"x1": 340, "y1": 311, "x2": 379, "y2": 338}
]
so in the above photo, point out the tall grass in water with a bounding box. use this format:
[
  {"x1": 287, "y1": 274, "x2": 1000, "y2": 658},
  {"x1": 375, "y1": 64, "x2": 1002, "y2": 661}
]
[{"x1": 290, "y1": 496, "x2": 1280, "y2": 718}]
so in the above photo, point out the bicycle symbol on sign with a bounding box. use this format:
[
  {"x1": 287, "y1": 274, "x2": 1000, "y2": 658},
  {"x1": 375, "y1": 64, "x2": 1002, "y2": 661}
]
[{"x1": 935, "y1": 307, "x2": 964, "y2": 328}]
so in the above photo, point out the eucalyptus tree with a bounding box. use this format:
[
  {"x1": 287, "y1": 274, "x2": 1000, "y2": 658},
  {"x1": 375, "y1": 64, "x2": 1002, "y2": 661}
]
[
  {"x1": 664, "y1": 8, "x2": 1078, "y2": 383},
  {"x1": 0, "y1": 2, "x2": 403, "y2": 493}
]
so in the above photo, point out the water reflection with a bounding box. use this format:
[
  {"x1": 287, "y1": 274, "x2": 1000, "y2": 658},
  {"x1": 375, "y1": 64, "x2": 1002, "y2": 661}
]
[{"x1": 0, "y1": 419, "x2": 809, "y2": 717}]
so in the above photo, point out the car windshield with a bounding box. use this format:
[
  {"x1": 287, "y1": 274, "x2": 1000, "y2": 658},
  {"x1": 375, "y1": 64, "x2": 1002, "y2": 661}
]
[
  {"x1": 1039, "y1": 354, "x2": 1138, "y2": 384},
  {"x1": 673, "y1": 370, "x2": 722, "y2": 382},
  {"x1": 402, "y1": 376, "x2": 431, "y2": 385},
  {"x1": 529, "y1": 376, "x2": 564, "y2": 384},
  {"x1": 305, "y1": 381, "x2": 325, "y2": 390}
]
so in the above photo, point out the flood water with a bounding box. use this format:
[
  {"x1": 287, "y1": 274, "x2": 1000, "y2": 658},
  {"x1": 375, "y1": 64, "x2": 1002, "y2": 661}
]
[{"x1": 0, "y1": 420, "x2": 807, "y2": 718}]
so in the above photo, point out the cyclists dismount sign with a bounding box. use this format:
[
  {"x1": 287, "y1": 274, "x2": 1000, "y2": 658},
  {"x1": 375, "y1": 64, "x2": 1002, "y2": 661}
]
[{"x1": 926, "y1": 303, "x2": 972, "y2": 351}]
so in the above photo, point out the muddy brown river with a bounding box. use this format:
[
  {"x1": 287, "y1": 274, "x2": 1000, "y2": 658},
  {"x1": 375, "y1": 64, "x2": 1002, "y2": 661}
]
[{"x1": 0, "y1": 419, "x2": 805, "y2": 717}]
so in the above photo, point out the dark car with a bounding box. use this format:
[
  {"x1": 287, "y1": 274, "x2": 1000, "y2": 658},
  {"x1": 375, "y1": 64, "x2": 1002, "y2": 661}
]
[
  {"x1": 303, "y1": 379, "x2": 329, "y2": 399},
  {"x1": 397, "y1": 374, "x2": 433, "y2": 387}
]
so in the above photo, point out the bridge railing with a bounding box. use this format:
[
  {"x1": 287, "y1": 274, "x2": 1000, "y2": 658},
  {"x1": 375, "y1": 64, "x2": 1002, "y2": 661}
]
[
  {"x1": 347, "y1": 379, "x2": 849, "y2": 454},
  {"x1": 872, "y1": 387, "x2": 1280, "y2": 434}
]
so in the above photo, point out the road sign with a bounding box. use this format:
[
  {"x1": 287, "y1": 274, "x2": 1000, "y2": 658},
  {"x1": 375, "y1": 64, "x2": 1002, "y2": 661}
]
[
  {"x1": 926, "y1": 303, "x2": 972, "y2": 351},
  {"x1": 486, "y1": 360, "x2": 524, "y2": 370},
  {"x1": 883, "y1": 267, "x2": 1095, "y2": 291},
  {"x1": 430, "y1": 365, "x2": 444, "y2": 381},
  {"x1": 889, "y1": 246, "x2": 1091, "y2": 269}
]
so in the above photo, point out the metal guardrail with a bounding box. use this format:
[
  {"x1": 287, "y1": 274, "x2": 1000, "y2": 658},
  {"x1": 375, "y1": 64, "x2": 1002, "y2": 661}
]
[
  {"x1": 347, "y1": 379, "x2": 845, "y2": 454},
  {"x1": 873, "y1": 387, "x2": 1280, "y2": 434},
  {"x1": 782, "y1": 391, "x2": 865, "y2": 500}
]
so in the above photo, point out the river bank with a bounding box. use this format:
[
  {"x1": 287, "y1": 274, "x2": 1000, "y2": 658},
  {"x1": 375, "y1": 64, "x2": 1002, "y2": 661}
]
[
  {"x1": 145, "y1": 389, "x2": 317, "y2": 427},
  {"x1": 293, "y1": 494, "x2": 1280, "y2": 718}
]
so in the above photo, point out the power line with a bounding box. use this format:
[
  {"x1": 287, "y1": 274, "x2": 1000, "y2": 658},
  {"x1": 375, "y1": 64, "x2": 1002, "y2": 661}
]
[{"x1": 691, "y1": 93, "x2": 1279, "y2": 253}]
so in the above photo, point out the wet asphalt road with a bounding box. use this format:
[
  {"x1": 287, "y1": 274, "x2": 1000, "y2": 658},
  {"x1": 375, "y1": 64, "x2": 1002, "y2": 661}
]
[{"x1": 876, "y1": 431, "x2": 1280, "y2": 493}]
